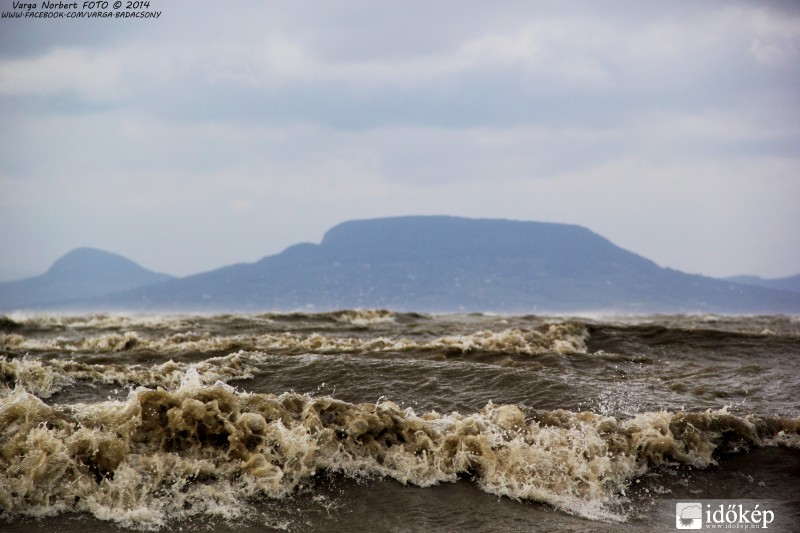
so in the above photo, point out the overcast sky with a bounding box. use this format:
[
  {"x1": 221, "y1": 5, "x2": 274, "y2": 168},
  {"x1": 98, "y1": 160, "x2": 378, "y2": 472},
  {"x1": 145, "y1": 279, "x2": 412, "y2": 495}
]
[{"x1": 1, "y1": 0, "x2": 799, "y2": 281}]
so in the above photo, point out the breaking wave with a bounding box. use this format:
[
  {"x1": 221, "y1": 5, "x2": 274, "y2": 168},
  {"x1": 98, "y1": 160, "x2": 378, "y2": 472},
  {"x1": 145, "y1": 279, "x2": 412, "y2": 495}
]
[
  {"x1": 0, "y1": 352, "x2": 262, "y2": 398},
  {"x1": 2, "y1": 374, "x2": 797, "y2": 529},
  {"x1": 0, "y1": 322, "x2": 588, "y2": 357}
]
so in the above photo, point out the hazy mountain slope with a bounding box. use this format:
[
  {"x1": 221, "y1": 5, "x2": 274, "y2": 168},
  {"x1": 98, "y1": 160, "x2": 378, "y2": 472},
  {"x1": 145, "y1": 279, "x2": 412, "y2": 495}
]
[
  {"x1": 83, "y1": 216, "x2": 800, "y2": 313},
  {"x1": 0, "y1": 248, "x2": 174, "y2": 310},
  {"x1": 725, "y1": 274, "x2": 800, "y2": 294}
]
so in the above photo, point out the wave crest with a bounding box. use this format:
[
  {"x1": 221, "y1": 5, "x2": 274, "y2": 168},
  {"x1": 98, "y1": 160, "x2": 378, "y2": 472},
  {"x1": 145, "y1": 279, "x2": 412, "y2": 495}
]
[
  {"x1": 1, "y1": 322, "x2": 588, "y2": 357},
  {"x1": 1, "y1": 377, "x2": 796, "y2": 528}
]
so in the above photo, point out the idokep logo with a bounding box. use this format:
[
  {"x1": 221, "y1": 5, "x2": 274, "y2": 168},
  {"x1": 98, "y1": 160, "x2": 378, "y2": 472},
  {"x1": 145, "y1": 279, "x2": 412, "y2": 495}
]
[
  {"x1": 676, "y1": 502, "x2": 703, "y2": 529},
  {"x1": 673, "y1": 500, "x2": 777, "y2": 530}
]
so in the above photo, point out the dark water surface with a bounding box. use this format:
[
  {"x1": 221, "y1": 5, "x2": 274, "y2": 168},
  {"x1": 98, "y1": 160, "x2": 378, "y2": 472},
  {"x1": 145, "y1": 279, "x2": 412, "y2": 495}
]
[{"x1": 1, "y1": 311, "x2": 799, "y2": 531}]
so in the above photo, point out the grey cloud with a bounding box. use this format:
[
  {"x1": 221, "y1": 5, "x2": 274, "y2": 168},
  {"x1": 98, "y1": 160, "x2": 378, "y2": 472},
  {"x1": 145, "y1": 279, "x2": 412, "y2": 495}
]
[{"x1": 1, "y1": 0, "x2": 799, "y2": 279}]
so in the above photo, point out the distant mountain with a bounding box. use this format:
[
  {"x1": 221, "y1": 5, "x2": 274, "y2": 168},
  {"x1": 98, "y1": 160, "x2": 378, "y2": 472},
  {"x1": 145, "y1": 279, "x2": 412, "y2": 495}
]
[
  {"x1": 75, "y1": 216, "x2": 800, "y2": 314},
  {"x1": 0, "y1": 248, "x2": 174, "y2": 311},
  {"x1": 725, "y1": 274, "x2": 800, "y2": 294}
]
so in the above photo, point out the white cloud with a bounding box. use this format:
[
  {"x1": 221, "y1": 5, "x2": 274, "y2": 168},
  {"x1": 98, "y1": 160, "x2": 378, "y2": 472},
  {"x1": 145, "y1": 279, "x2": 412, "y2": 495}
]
[
  {"x1": 747, "y1": 7, "x2": 800, "y2": 67},
  {"x1": 0, "y1": 48, "x2": 122, "y2": 98}
]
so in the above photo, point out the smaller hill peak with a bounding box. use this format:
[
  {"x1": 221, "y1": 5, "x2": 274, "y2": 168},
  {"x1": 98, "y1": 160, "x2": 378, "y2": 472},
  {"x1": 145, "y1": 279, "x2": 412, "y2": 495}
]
[
  {"x1": 47, "y1": 248, "x2": 154, "y2": 279},
  {"x1": 0, "y1": 248, "x2": 175, "y2": 311}
]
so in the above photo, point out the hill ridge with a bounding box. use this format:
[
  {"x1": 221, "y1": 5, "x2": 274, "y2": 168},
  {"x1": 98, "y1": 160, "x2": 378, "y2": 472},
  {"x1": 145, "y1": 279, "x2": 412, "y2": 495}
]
[
  {"x1": 2, "y1": 216, "x2": 799, "y2": 313},
  {"x1": 0, "y1": 248, "x2": 174, "y2": 310}
]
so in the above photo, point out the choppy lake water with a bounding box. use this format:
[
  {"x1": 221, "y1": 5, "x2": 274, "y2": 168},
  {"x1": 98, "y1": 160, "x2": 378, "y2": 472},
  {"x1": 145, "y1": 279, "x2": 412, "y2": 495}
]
[{"x1": 2, "y1": 311, "x2": 799, "y2": 531}]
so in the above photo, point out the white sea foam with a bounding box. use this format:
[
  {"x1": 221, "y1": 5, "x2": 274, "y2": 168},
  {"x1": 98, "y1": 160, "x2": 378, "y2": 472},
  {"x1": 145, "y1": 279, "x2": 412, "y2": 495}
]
[
  {"x1": 1, "y1": 322, "x2": 589, "y2": 356},
  {"x1": 0, "y1": 351, "x2": 262, "y2": 398},
  {"x1": 1, "y1": 376, "x2": 796, "y2": 529}
]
